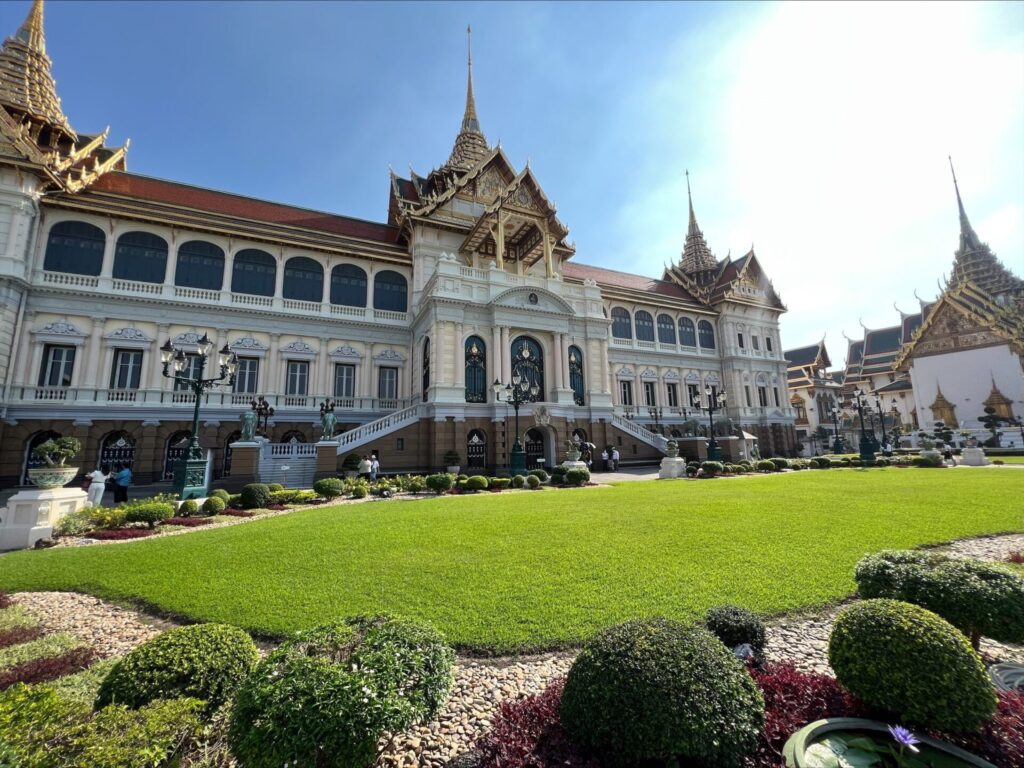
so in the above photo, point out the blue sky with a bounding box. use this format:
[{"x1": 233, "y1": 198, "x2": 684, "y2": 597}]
[{"x1": 12, "y1": 0, "x2": 1023, "y2": 366}]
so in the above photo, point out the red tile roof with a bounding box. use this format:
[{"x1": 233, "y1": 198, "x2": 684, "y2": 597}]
[
  {"x1": 87, "y1": 173, "x2": 402, "y2": 244},
  {"x1": 562, "y1": 262, "x2": 700, "y2": 302}
]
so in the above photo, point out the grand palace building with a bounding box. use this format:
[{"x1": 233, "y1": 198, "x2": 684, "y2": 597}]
[{"x1": 0, "y1": 2, "x2": 795, "y2": 487}]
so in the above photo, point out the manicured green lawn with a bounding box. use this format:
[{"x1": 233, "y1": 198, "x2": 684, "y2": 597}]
[
  {"x1": 0, "y1": 471, "x2": 1021, "y2": 653},
  {"x1": 992, "y1": 455, "x2": 1024, "y2": 465}
]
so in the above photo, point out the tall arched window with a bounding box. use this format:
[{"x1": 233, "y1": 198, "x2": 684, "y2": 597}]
[
  {"x1": 113, "y1": 231, "x2": 167, "y2": 283},
  {"x1": 43, "y1": 221, "x2": 104, "y2": 275},
  {"x1": 231, "y1": 249, "x2": 276, "y2": 296},
  {"x1": 421, "y1": 337, "x2": 430, "y2": 400},
  {"x1": 467, "y1": 429, "x2": 487, "y2": 469},
  {"x1": 373, "y1": 270, "x2": 408, "y2": 312},
  {"x1": 330, "y1": 264, "x2": 367, "y2": 307},
  {"x1": 465, "y1": 335, "x2": 487, "y2": 403},
  {"x1": 679, "y1": 317, "x2": 697, "y2": 347},
  {"x1": 611, "y1": 308, "x2": 632, "y2": 339},
  {"x1": 657, "y1": 314, "x2": 676, "y2": 345},
  {"x1": 511, "y1": 336, "x2": 544, "y2": 395},
  {"x1": 568, "y1": 345, "x2": 585, "y2": 406},
  {"x1": 175, "y1": 240, "x2": 224, "y2": 290},
  {"x1": 283, "y1": 257, "x2": 324, "y2": 302},
  {"x1": 697, "y1": 319, "x2": 716, "y2": 349},
  {"x1": 635, "y1": 311, "x2": 655, "y2": 342}
]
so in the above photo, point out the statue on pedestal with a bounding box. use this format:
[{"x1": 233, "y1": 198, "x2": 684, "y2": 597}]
[
  {"x1": 240, "y1": 409, "x2": 257, "y2": 442},
  {"x1": 320, "y1": 409, "x2": 338, "y2": 442}
]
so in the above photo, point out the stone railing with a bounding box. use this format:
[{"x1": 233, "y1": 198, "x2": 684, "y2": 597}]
[{"x1": 335, "y1": 404, "x2": 421, "y2": 454}]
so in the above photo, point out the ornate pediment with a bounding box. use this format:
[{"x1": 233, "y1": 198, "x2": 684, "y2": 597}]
[
  {"x1": 375, "y1": 349, "x2": 405, "y2": 362},
  {"x1": 230, "y1": 336, "x2": 268, "y2": 351},
  {"x1": 106, "y1": 327, "x2": 150, "y2": 342},
  {"x1": 907, "y1": 301, "x2": 1002, "y2": 359},
  {"x1": 330, "y1": 344, "x2": 362, "y2": 359},
  {"x1": 490, "y1": 287, "x2": 574, "y2": 315},
  {"x1": 281, "y1": 340, "x2": 317, "y2": 356},
  {"x1": 36, "y1": 320, "x2": 81, "y2": 336}
]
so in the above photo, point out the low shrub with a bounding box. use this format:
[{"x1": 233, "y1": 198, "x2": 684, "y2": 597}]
[
  {"x1": 564, "y1": 468, "x2": 590, "y2": 487},
  {"x1": 526, "y1": 474, "x2": 541, "y2": 489},
  {"x1": 912, "y1": 454, "x2": 945, "y2": 468},
  {"x1": 407, "y1": 476, "x2": 426, "y2": 494},
  {"x1": 0, "y1": 646, "x2": 97, "y2": 691},
  {"x1": 0, "y1": 625, "x2": 43, "y2": 649},
  {"x1": 560, "y1": 618, "x2": 764, "y2": 767},
  {"x1": 490, "y1": 478, "x2": 511, "y2": 490},
  {"x1": 705, "y1": 605, "x2": 767, "y2": 658},
  {"x1": 828, "y1": 599, "x2": 996, "y2": 731},
  {"x1": 54, "y1": 508, "x2": 94, "y2": 536},
  {"x1": 221, "y1": 508, "x2": 254, "y2": 518},
  {"x1": 855, "y1": 549, "x2": 1024, "y2": 648},
  {"x1": 874, "y1": 457, "x2": 890, "y2": 467},
  {"x1": 425, "y1": 473, "x2": 454, "y2": 494},
  {"x1": 291, "y1": 489, "x2": 319, "y2": 503},
  {"x1": 268, "y1": 489, "x2": 300, "y2": 504},
  {"x1": 209, "y1": 488, "x2": 231, "y2": 502},
  {"x1": 122, "y1": 502, "x2": 173, "y2": 529},
  {"x1": 96, "y1": 623, "x2": 259, "y2": 713},
  {"x1": 89, "y1": 506, "x2": 128, "y2": 530},
  {"x1": 512, "y1": 474, "x2": 526, "y2": 489},
  {"x1": 313, "y1": 477, "x2": 345, "y2": 499},
  {"x1": 944, "y1": 691, "x2": 1024, "y2": 768},
  {"x1": 0, "y1": 684, "x2": 203, "y2": 768},
  {"x1": 849, "y1": 458, "x2": 863, "y2": 467},
  {"x1": 177, "y1": 499, "x2": 200, "y2": 517},
  {"x1": 371, "y1": 480, "x2": 393, "y2": 497},
  {"x1": 550, "y1": 466, "x2": 568, "y2": 480},
  {"x1": 351, "y1": 485, "x2": 368, "y2": 499},
  {"x1": 529, "y1": 469, "x2": 549, "y2": 482},
  {"x1": 465, "y1": 475, "x2": 489, "y2": 492},
  {"x1": 229, "y1": 616, "x2": 454, "y2": 768},
  {"x1": 202, "y1": 495, "x2": 226, "y2": 515},
  {"x1": 457, "y1": 478, "x2": 469, "y2": 491},
  {"x1": 162, "y1": 517, "x2": 214, "y2": 527},
  {"x1": 700, "y1": 460, "x2": 724, "y2": 478},
  {"x1": 769, "y1": 458, "x2": 789, "y2": 471},
  {"x1": 267, "y1": 482, "x2": 284, "y2": 492},
  {"x1": 227, "y1": 493, "x2": 242, "y2": 507},
  {"x1": 993, "y1": 459, "x2": 1005, "y2": 465},
  {"x1": 756, "y1": 460, "x2": 776, "y2": 473},
  {"x1": 87, "y1": 528, "x2": 156, "y2": 540},
  {"x1": 239, "y1": 483, "x2": 272, "y2": 509}
]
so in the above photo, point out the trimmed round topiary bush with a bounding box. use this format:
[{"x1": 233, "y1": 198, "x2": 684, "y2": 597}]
[
  {"x1": 828, "y1": 599, "x2": 996, "y2": 732},
  {"x1": 96, "y1": 623, "x2": 259, "y2": 713},
  {"x1": 210, "y1": 488, "x2": 231, "y2": 502},
  {"x1": 705, "y1": 605, "x2": 767, "y2": 658},
  {"x1": 425, "y1": 473, "x2": 454, "y2": 494},
  {"x1": 700, "y1": 460, "x2": 724, "y2": 477},
  {"x1": 123, "y1": 501, "x2": 174, "y2": 529},
  {"x1": 489, "y1": 477, "x2": 511, "y2": 490},
  {"x1": 239, "y1": 483, "x2": 271, "y2": 510},
  {"x1": 855, "y1": 549, "x2": 1024, "y2": 649},
  {"x1": 528, "y1": 469, "x2": 549, "y2": 482},
  {"x1": 267, "y1": 483, "x2": 284, "y2": 492},
  {"x1": 560, "y1": 618, "x2": 764, "y2": 767},
  {"x1": 228, "y1": 616, "x2": 454, "y2": 768},
  {"x1": 351, "y1": 485, "x2": 368, "y2": 499},
  {"x1": 202, "y1": 496, "x2": 225, "y2": 515},
  {"x1": 526, "y1": 474, "x2": 540, "y2": 489},
  {"x1": 178, "y1": 499, "x2": 199, "y2": 517},
  {"x1": 755, "y1": 459, "x2": 776, "y2": 473},
  {"x1": 564, "y1": 468, "x2": 590, "y2": 486},
  {"x1": 770, "y1": 458, "x2": 789, "y2": 471},
  {"x1": 465, "y1": 475, "x2": 489, "y2": 492},
  {"x1": 313, "y1": 477, "x2": 345, "y2": 499},
  {"x1": 512, "y1": 474, "x2": 526, "y2": 489}
]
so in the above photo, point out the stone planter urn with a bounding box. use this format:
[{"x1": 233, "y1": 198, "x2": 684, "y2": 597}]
[
  {"x1": 665, "y1": 439, "x2": 679, "y2": 458},
  {"x1": 783, "y1": 718, "x2": 995, "y2": 768},
  {"x1": 27, "y1": 466, "x2": 80, "y2": 490}
]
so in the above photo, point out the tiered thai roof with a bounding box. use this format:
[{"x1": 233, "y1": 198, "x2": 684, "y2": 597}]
[
  {"x1": 785, "y1": 339, "x2": 841, "y2": 392},
  {"x1": 0, "y1": 0, "x2": 127, "y2": 192},
  {"x1": 561, "y1": 261, "x2": 705, "y2": 307}
]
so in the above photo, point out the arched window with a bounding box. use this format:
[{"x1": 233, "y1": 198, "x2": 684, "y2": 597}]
[
  {"x1": 657, "y1": 314, "x2": 676, "y2": 345},
  {"x1": 568, "y1": 345, "x2": 585, "y2": 406},
  {"x1": 163, "y1": 430, "x2": 191, "y2": 480},
  {"x1": 678, "y1": 318, "x2": 697, "y2": 347},
  {"x1": 283, "y1": 257, "x2": 324, "y2": 302},
  {"x1": 99, "y1": 430, "x2": 136, "y2": 469},
  {"x1": 422, "y1": 337, "x2": 430, "y2": 400},
  {"x1": 697, "y1": 320, "x2": 716, "y2": 349},
  {"x1": 175, "y1": 240, "x2": 224, "y2": 290},
  {"x1": 330, "y1": 264, "x2": 367, "y2": 307},
  {"x1": 635, "y1": 311, "x2": 655, "y2": 342},
  {"x1": 22, "y1": 430, "x2": 61, "y2": 485},
  {"x1": 611, "y1": 308, "x2": 632, "y2": 339},
  {"x1": 43, "y1": 221, "x2": 104, "y2": 275},
  {"x1": 373, "y1": 270, "x2": 408, "y2": 312},
  {"x1": 465, "y1": 335, "x2": 486, "y2": 403},
  {"x1": 231, "y1": 249, "x2": 276, "y2": 296},
  {"x1": 467, "y1": 429, "x2": 487, "y2": 469},
  {"x1": 113, "y1": 231, "x2": 167, "y2": 283},
  {"x1": 511, "y1": 336, "x2": 544, "y2": 395}
]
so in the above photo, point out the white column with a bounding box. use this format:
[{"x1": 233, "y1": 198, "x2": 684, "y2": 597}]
[
  {"x1": 274, "y1": 256, "x2": 286, "y2": 298},
  {"x1": 361, "y1": 346, "x2": 374, "y2": 398},
  {"x1": 82, "y1": 318, "x2": 105, "y2": 387},
  {"x1": 267, "y1": 334, "x2": 280, "y2": 395},
  {"x1": 166, "y1": 248, "x2": 179, "y2": 287},
  {"x1": 317, "y1": 337, "x2": 330, "y2": 397},
  {"x1": 501, "y1": 327, "x2": 511, "y2": 383},
  {"x1": 490, "y1": 325, "x2": 501, "y2": 390},
  {"x1": 28, "y1": 341, "x2": 44, "y2": 389},
  {"x1": 222, "y1": 250, "x2": 234, "y2": 292},
  {"x1": 153, "y1": 324, "x2": 170, "y2": 391},
  {"x1": 553, "y1": 333, "x2": 564, "y2": 391},
  {"x1": 601, "y1": 341, "x2": 611, "y2": 394},
  {"x1": 99, "y1": 234, "x2": 116, "y2": 278},
  {"x1": 455, "y1": 323, "x2": 465, "y2": 387}
]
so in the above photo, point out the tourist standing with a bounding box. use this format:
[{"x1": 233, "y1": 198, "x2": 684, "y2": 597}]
[
  {"x1": 358, "y1": 455, "x2": 372, "y2": 480},
  {"x1": 370, "y1": 454, "x2": 380, "y2": 481},
  {"x1": 601, "y1": 448, "x2": 609, "y2": 472},
  {"x1": 86, "y1": 464, "x2": 109, "y2": 508},
  {"x1": 611, "y1": 447, "x2": 620, "y2": 471},
  {"x1": 112, "y1": 462, "x2": 132, "y2": 504}
]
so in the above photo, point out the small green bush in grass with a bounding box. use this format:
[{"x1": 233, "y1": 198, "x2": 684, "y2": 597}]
[
  {"x1": 489, "y1": 478, "x2": 510, "y2": 490},
  {"x1": 561, "y1": 618, "x2": 763, "y2": 767},
  {"x1": 770, "y1": 458, "x2": 789, "y2": 471},
  {"x1": 408, "y1": 476, "x2": 426, "y2": 494},
  {"x1": 178, "y1": 499, "x2": 200, "y2": 517},
  {"x1": 210, "y1": 488, "x2": 231, "y2": 502},
  {"x1": 550, "y1": 466, "x2": 568, "y2": 480},
  {"x1": 425, "y1": 473, "x2": 454, "y2": 494},
  {"x1": 96, "y1": 623, "x2": 258, "y2": 713},
  {"x1": 269, "y1": 489, "x2": 300, "y2": 504},
  {"x1": 465, "y1": 476, "x2": 489, "y2": 493},
  {"x1": 351, "y1": 485, "x2": 368, "y2": 499},
  {"x1": 700, "y1": 461, "x2": 724, "y2": 478},
  {"x1": 55, "y1": 508, "x2": 94, "y2": 536},
  {"x1": 705, "y1": 605, "x2": 766, "y2": 658},
  {"x1": 529, "y1": 469, "x2": 549, "y2": 482},
  {"x1": 526, "y1": 474, "x2": 541, "y2": 489},
  {"x1": 313, "y1": 477, "x2": 345, "y2": 500},
  {"x1": 564, "y1": 468, "x2": 590, "y2": 486},
  {"x1": 228, "y1": 616, "x2": 454, "y2": 768},
  {"x1": 123, "y1": 502, "x2": 173, "y2": 529},
  {"x1": 44, "y1": 657, "x2": 119, "y2": 707},
  {"x1": 512, "y1": 474, "x2": 526, "y2": 489},
  {"x1": 291, "y1": 489, "x2": 318, "y2": 503},
  {"x1": 202, "y1": 496, "x2": 226, "y2": 515},
  {"x1": 829, "y1": 599, "x2": 995, "y2": 732},
  {"x1": 267, "y1": 483, "x2": 284, "y2": 492},
  {"x1": 755, "y1": 460, "x2": 776, "y2": 473},
  {"x1": 912, "y1": 454, "x2": 945, "y2": 468},
  {"x1": 240, "y1": 483, "x2": 271, "y2": 509}
]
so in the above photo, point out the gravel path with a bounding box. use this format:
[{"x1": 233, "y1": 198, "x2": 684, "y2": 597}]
[{"x1": 8, "y1": 530, "x2": 1024, "y2": 767}]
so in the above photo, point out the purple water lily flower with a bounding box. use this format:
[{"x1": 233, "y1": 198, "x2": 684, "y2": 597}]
[{"x1": 888, "y1": 724, "x2": 920, "y2": 753}]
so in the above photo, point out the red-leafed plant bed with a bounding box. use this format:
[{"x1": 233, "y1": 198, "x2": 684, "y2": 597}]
[
  {"x1": 1008, "y1": 551, "x2": 1024, "y2": 565},
  {"x1": 263, "y1": 504, "x2": 287, "y2": 511},
  {"x1": 87, "y1": 528, "x2": 156, "y2": 540},
  {"x1": 161, "y1": 517, "x2": 214, "y2": 527},
  {"x1": 0, "y1": 592, "x2": 13, "y2": 610},
  {"x1": 0, "y1": 625, "x2": 44, "y2": 649},
  {"x1": 0, "y1": 646, "x2": 98, "y2": 691},
  {"x1": 222, "y1": 509, "x2": 255, "y2": 517},
  {"x1": 939, "y1": 691, "x2": 1024, "y2": 768}
]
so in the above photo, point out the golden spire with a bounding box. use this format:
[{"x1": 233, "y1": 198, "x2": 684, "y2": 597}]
[
  {"x1": 462, "y1": 24, "x2": 479, "y2": 133},
  {"x1": 16, "y1": 0, "x2": 45, "y2": 53},
  {"x1": 679, "y1": 170, "x2": 717, "y2": 274},
  {"x1": 445, "y1": 24, "x2": 488, "y2": 170}
]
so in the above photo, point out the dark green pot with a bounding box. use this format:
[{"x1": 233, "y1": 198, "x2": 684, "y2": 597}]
[{"x1": 783, "y1": 718, "x2": 996, "y2": 768}]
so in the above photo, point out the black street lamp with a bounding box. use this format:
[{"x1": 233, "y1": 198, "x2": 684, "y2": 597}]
[
  {"x1": 702, "y1": 385, "x2": 727, "y2": 461},
  {"x1": 850, "y1": 388, "x2": 877, "y2": 463},
  {"x1": 161, "y1": 334, "x2": 237, "y2": 498},
  {"x1": 647, "y1": 406, "x2": 663, "y2": 434},
  {"x1": 250, "y1": 395, "x2": 275, "y2": 436},
  {"x1": 829, "y1": 405, "x2": 844, "y2": 454},
  {"x1": 493, "y1": 374, "x2": 539, "y2": 476},
  {"x1": 874, "y1": 396, "x2": 888, "y2": 449}
]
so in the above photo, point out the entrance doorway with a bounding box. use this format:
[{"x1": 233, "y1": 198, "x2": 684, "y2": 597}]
[
  {"x1": 525, "y1": 428, "x2": 545, "y2": 469},
  {"x1": 467, "y1": 429, "x2": 487, "y2": 470}
]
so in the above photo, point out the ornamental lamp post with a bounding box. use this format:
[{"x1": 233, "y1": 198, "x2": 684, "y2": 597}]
[
  {"x1": 703, "y1": 385, "x2": 727, "y2": 461},
  {"x1": 829, "y1": 405, "x2": 844, "y2": 454},
  {"x1": 874, "y1": 396, "x2": 888, "y2": 449},
  {"x1": 161, "y1": 334, "x2": 237, "y2": 498},
  {"x1": 250, "y1": 395, "x2": 275, "y2": 436},
  {"x1": 646, "y1": 406, "x2": 663, "y2": 434},
  {"x1": 493, "y1": 375, "x2": 539, "y2": 476},
  {"x1": 851, "y1": 388, "x2": 877, "y2": 464}
]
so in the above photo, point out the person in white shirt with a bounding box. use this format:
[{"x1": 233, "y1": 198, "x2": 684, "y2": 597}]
[
  {"x1": 611, "y1": 447, "x2": 620, "y2": 470},
  {"x1": 86, "y1": 464, "x2": 109, "y2": 508},
  {"x1": 358, "y1": 455, "x2": 372, "y2": 479},
  {"x1": 370, "y1": 455, "x2": 380, "y2": 481}
]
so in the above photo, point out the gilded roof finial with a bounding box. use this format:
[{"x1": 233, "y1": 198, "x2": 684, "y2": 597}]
[
  {"x1": 462, "y1": 25, "x2": 479, "y2": 134},
  {"x1": 16, "y1": 0, "x2": 46, "y2": 53},
  {"x1": 444, "y1": 24, "x2": 488, "y2": 170},
  {"x1": 948, "y1": 155, "x2": 981, "y2": 254},
  {"x1": 679, "y1": 169, "x2": 717, "y2": 274}
]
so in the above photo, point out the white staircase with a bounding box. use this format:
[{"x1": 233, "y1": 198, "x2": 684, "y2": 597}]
[
  {"x1": 336, "y1": 404, "x2": 422, "y2": 455},
  {"x1": 611, "y1": 413, "x2": 669, "y2": 454}
]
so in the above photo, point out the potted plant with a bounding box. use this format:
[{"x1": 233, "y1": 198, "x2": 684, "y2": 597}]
[
  {"x1": 443, "y1": 450, "x2": 461, "y2": 475},
  {"x1": 28, "y1": 437, "x2": 82, "y2": 489},
  {"x1": 783, "y1": 718, "x2": 996, "y2": 768}
]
